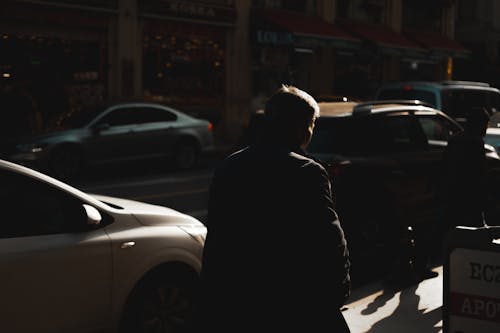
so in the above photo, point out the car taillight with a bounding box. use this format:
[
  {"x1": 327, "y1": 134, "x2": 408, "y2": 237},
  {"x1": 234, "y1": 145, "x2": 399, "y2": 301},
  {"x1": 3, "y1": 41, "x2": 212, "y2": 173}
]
[
  {"x1": 207, "y1": 122, "x2": 214, "y2": 132},
  {"x1": 403, "y1": 85, "x2": 413, "y2": 91}
]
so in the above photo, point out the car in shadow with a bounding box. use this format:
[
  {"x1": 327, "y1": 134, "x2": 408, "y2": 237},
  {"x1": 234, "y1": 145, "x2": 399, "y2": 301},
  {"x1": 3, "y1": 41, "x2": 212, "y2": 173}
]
[
  {"x1": 374, "y1": 80, "x2": 500, "y2": 127},
  {"x1": 236, "y1": 99, "x2": 500, "y2": 282},
  {"x1": 2, "y1": 102, "x2": 214, "y2": 180},
  {"x1": 307, "y1": 99, "x2": 500, "y2": 280}
]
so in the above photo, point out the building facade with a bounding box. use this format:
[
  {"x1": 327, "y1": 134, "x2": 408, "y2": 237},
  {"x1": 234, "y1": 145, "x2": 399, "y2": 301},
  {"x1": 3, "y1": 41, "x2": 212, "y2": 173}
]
[{"x1": 1, "y1": 0, "x2": 490, "y2": 141}]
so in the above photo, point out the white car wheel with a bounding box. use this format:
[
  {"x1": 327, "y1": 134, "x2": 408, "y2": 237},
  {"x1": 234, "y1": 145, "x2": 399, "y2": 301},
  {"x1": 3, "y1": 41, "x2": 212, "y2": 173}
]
[{"x1": 120, "y1": 273, "x2": 197, "y2": 333}]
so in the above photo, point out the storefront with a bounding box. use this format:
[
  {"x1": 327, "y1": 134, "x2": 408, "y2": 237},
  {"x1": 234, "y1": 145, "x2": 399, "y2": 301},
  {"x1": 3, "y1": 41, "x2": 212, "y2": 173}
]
[
  {"x1": 250, "y1": 8, "x2": 361, "y2": 106},
  {"x1": 403, "y1": 28, "x2": 470, "y2": 81},
  {"x1": 336, "y1": 19, "x2": 427, "y2": 98},
  {"x1": 0, "y1": 1, "x2": 112, "y2": 131},
  {"x1": 139, "y1": 1, "x2": 236, "y2": 126}
]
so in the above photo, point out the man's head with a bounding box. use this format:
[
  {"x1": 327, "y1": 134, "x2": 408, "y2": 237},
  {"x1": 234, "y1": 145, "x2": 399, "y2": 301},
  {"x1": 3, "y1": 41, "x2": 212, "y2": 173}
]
[{"x1": 263, "y1": 85, "x2": 320, "y2": 148}]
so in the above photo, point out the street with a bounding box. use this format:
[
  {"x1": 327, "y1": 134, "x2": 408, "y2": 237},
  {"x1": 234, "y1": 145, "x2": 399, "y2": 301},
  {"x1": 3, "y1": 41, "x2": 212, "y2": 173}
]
[
  {"x1": 344, "y1": 265, "x2": 443, "y2": 333},
  {"x1": 3, "y1": 2, "x2": 500, "y2": 332},
  {"x1": 71, "y1": 153, "x2": 446, "y2": 333},
  {"x1": 72, "y1": 153, "x2": 223, "y2": 224}
]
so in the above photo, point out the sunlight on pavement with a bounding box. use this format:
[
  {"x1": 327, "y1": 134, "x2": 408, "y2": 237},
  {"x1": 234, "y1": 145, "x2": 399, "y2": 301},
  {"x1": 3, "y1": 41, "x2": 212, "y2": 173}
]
[{"x1": 343, "y1": 266, "x2": 443, "y2": 333}]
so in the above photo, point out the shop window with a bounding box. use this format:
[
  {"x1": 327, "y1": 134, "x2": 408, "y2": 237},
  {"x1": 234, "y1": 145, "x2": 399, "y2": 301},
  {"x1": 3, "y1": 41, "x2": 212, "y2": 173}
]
[
  {"x1": 403, "y1": 0, "x2": 442, "y2": 31},
  {"x1": 342, "y1": 0, "x2": 384, "y2": 24},
  {"x1": 337, "y1": 0, "x2": 350, "y2": 19},
  {"x1": 0, "y1": 34, "x2": 106, "y2": 130},
  {"x1": 142, "y1": 32, "x2": 225, "y2": 106},
  {"x1": 457, "y1": 0, "x2": 477, "y2": 20}
]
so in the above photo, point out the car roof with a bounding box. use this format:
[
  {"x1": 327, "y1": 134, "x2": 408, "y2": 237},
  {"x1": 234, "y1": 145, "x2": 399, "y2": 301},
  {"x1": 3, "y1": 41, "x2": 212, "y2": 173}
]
[
  {"x1": 377, "y1": 80, "x2": 500, "y2": 92},
  {"x1": 318, "y1": 99, "x2": 440, "y2": 118},
  {"x1": 0, "y1": 158, "x2": 117, "y2": 212}
]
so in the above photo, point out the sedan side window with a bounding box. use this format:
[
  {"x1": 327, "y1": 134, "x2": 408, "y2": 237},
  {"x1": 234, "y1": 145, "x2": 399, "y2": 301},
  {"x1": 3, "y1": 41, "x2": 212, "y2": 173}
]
[
  {"x1": 0, "y1": 170, "x2": 88, "y2": 238},
  {"x1": 138, "y1": 107, "x2": 177, "y2": 124},
  {"x1": 97, "y1": 108, "x2": 137, "y2": 127},
  {"x1": 418, "y1": 116, "x2": 459, "y2": 142},
  {"x1": 368, "y1": 115, "x2": 424, "y2": 152},
  {"x1": 442, "y1": 90, "x2": 489, "y2": 119}
]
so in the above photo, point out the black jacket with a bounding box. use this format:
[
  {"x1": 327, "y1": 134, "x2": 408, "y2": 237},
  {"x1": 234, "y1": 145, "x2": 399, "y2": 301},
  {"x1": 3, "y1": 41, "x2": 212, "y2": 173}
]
[
  {"x1": 195, "y1": 142, "x2": 351, "y2": 332},
  {"x1": 443, "y1": 130, "x2": 487, "y2": 227}
]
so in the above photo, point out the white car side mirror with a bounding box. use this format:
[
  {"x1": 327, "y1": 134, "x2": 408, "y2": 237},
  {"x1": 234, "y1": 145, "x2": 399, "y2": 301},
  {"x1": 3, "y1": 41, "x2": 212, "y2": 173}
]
[{"x1": 83, "y1": 204, "x2": 102, "y2": 226}]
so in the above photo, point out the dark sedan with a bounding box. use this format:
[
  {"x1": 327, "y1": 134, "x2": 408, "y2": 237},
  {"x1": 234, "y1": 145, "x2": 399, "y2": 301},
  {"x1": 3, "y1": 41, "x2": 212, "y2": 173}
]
[{"x1": 4, "y1": 102, "x2": 214, "y2": 180}]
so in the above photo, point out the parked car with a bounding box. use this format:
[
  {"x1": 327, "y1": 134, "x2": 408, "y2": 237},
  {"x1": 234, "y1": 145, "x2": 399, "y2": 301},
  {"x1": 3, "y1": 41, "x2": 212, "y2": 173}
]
[
  {"x1": 485, "y1": 127, "x2": 500, "y2": 154},
  {"x1": 0, "y1": 158, "x2": 206, "y2": 333},
  {"x1": 306, "y1": 100, "x2": 500, "y2": 278},
  {"x1": 2, "y1": 102, "x2": 215, "y2": 180},
  {"x1": 374, "y1": 80, "x2": 500, "y2": 127}
]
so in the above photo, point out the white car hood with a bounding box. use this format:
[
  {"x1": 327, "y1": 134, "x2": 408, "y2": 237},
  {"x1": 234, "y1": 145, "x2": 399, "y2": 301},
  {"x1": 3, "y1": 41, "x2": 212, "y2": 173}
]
[{"x1": 91, "y1": 193, "x2": 203, "y2": 227}]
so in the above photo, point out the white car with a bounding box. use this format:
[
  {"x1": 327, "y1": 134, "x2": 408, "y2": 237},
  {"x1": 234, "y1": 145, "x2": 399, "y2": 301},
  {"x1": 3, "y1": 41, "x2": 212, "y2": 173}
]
[{"x1": 0, "y1": 158, "x2": 207, "y2": 333}]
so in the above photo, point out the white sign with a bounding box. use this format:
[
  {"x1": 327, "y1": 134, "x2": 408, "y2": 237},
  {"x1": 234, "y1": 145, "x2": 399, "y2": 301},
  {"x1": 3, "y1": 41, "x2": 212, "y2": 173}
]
[{"x1": 449, "y1": 248, "x2": 500, "y2": 333}]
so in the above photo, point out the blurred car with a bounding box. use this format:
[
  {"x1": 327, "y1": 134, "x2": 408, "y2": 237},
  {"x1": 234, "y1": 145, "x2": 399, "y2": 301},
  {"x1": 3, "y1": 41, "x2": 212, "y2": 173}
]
[
  {"x1": 0, "y1": 158, "x2": 207, "y2": 333},
  {"x1": 485, "y1": 127, "x2": 500, "y2": 154},
  {"x1": 3, "y1": 102, "x2": 214, "y2": 180},
  {"x1": 306, "y1": 100, "x2": 500, "y2": 277},
  {"x1": 374, "y1": 80, "x2": 500, "y2": 127}
]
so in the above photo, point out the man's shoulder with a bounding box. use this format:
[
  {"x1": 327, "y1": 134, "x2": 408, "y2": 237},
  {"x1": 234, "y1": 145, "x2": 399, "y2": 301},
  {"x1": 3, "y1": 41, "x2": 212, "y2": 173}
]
[
  {"x1": 290, "y1": 150, "x2": 320, "y2": 164},
  {"x1": 289, "y1": 151, "x2": 327, "y2": 174},
  {"x1": 217, "y1": 145, "x2": 326, "y2": 173}
]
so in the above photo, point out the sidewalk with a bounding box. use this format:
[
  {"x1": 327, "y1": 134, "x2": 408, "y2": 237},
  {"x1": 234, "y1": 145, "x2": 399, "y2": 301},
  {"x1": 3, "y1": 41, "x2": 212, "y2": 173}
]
[{"x1": 343, "y1": 266, "x2": 443, "y2": 333}]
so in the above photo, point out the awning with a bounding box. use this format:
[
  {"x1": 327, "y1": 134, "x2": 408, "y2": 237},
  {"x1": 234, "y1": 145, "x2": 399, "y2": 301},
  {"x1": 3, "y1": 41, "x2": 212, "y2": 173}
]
[
  {"x1": 253, "y1": 9, "x2": 361, "y2": 49},
  {"x1": 403, "y1": 29, "x2": 470, "y2": 58},
  {"x1": 338, "y1": 19, "x2": 425, "y2": 55}
]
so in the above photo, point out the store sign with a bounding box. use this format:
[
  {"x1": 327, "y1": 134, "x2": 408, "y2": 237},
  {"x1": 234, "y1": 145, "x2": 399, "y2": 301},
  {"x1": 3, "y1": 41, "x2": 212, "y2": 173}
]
[
  {"x1": 256, "y1": 30, "x2": 293, "y2": 45},
  {"x1": 145, "y1": 1, "x2": 236, "y2": 24},
  {"x1": 168, "y1": 2, "x2": 216, "y2": 18},
  {"x1": 449, "y1": 248, "x2": 500, "y2": 332}
]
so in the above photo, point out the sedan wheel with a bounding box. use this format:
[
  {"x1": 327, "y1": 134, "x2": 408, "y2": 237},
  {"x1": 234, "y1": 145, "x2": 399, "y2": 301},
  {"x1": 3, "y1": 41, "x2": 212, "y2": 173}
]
[{"x1": 121, "y1": 276, "x2": 196, "y2": 333}]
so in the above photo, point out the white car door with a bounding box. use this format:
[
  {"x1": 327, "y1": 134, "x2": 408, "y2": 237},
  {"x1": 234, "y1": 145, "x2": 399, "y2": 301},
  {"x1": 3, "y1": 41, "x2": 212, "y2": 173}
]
[{"x1": 0, "y1": 169, "x2": 112, "y2": 333}]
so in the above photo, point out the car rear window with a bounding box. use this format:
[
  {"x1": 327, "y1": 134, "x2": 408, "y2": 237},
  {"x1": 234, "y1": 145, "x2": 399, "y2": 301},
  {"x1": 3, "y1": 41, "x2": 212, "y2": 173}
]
[
  {"x1": 309, "y1": 114, "x2": 423, "y2": 155},
  {"x1": 308, "y1": 118, "x2": 356, "y2": 153},
  {"x1": 377, "y1": 88, "x2": 437, "y2": 107},
  {"x1": 441, "y1": 89, "x2": 492, "y2": 118}
]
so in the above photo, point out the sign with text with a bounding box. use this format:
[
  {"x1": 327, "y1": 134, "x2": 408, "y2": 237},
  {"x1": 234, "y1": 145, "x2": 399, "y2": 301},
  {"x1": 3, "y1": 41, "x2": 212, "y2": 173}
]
[{"x1": 449, "y1": 248, "x2": 500, "y2": 332}]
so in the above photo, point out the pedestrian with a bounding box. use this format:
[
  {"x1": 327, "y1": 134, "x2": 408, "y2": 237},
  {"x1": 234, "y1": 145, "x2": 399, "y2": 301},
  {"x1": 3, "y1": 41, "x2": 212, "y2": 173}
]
[
  {"x1": 190, "y1": 85, "x2": 351, "y2": 332},
  {"x1": 442, "y1": 106, "x2": 490, "y2": 230}
]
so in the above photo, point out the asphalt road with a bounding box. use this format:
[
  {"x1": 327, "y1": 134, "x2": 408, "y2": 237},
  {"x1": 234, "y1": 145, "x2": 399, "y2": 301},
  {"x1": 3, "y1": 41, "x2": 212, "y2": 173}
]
[{"x1": 71, "y1": 152, "x2": 226, "y2": 224}]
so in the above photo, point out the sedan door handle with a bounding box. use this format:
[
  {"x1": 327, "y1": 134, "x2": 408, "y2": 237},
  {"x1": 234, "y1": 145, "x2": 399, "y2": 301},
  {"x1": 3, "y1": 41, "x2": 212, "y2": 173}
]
[{"x1": 120, "y1": 241, "x2": 136, "y2": 249}]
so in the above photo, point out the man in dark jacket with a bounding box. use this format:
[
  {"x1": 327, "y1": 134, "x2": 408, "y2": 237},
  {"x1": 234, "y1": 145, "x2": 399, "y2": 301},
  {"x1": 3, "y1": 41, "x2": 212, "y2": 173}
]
[
  {"x1": 192, "y1": 85, "x2": 351, "y2": 332},
  {"x1": 442, "y1": 106, "x2": 490, "y2": 229}
]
